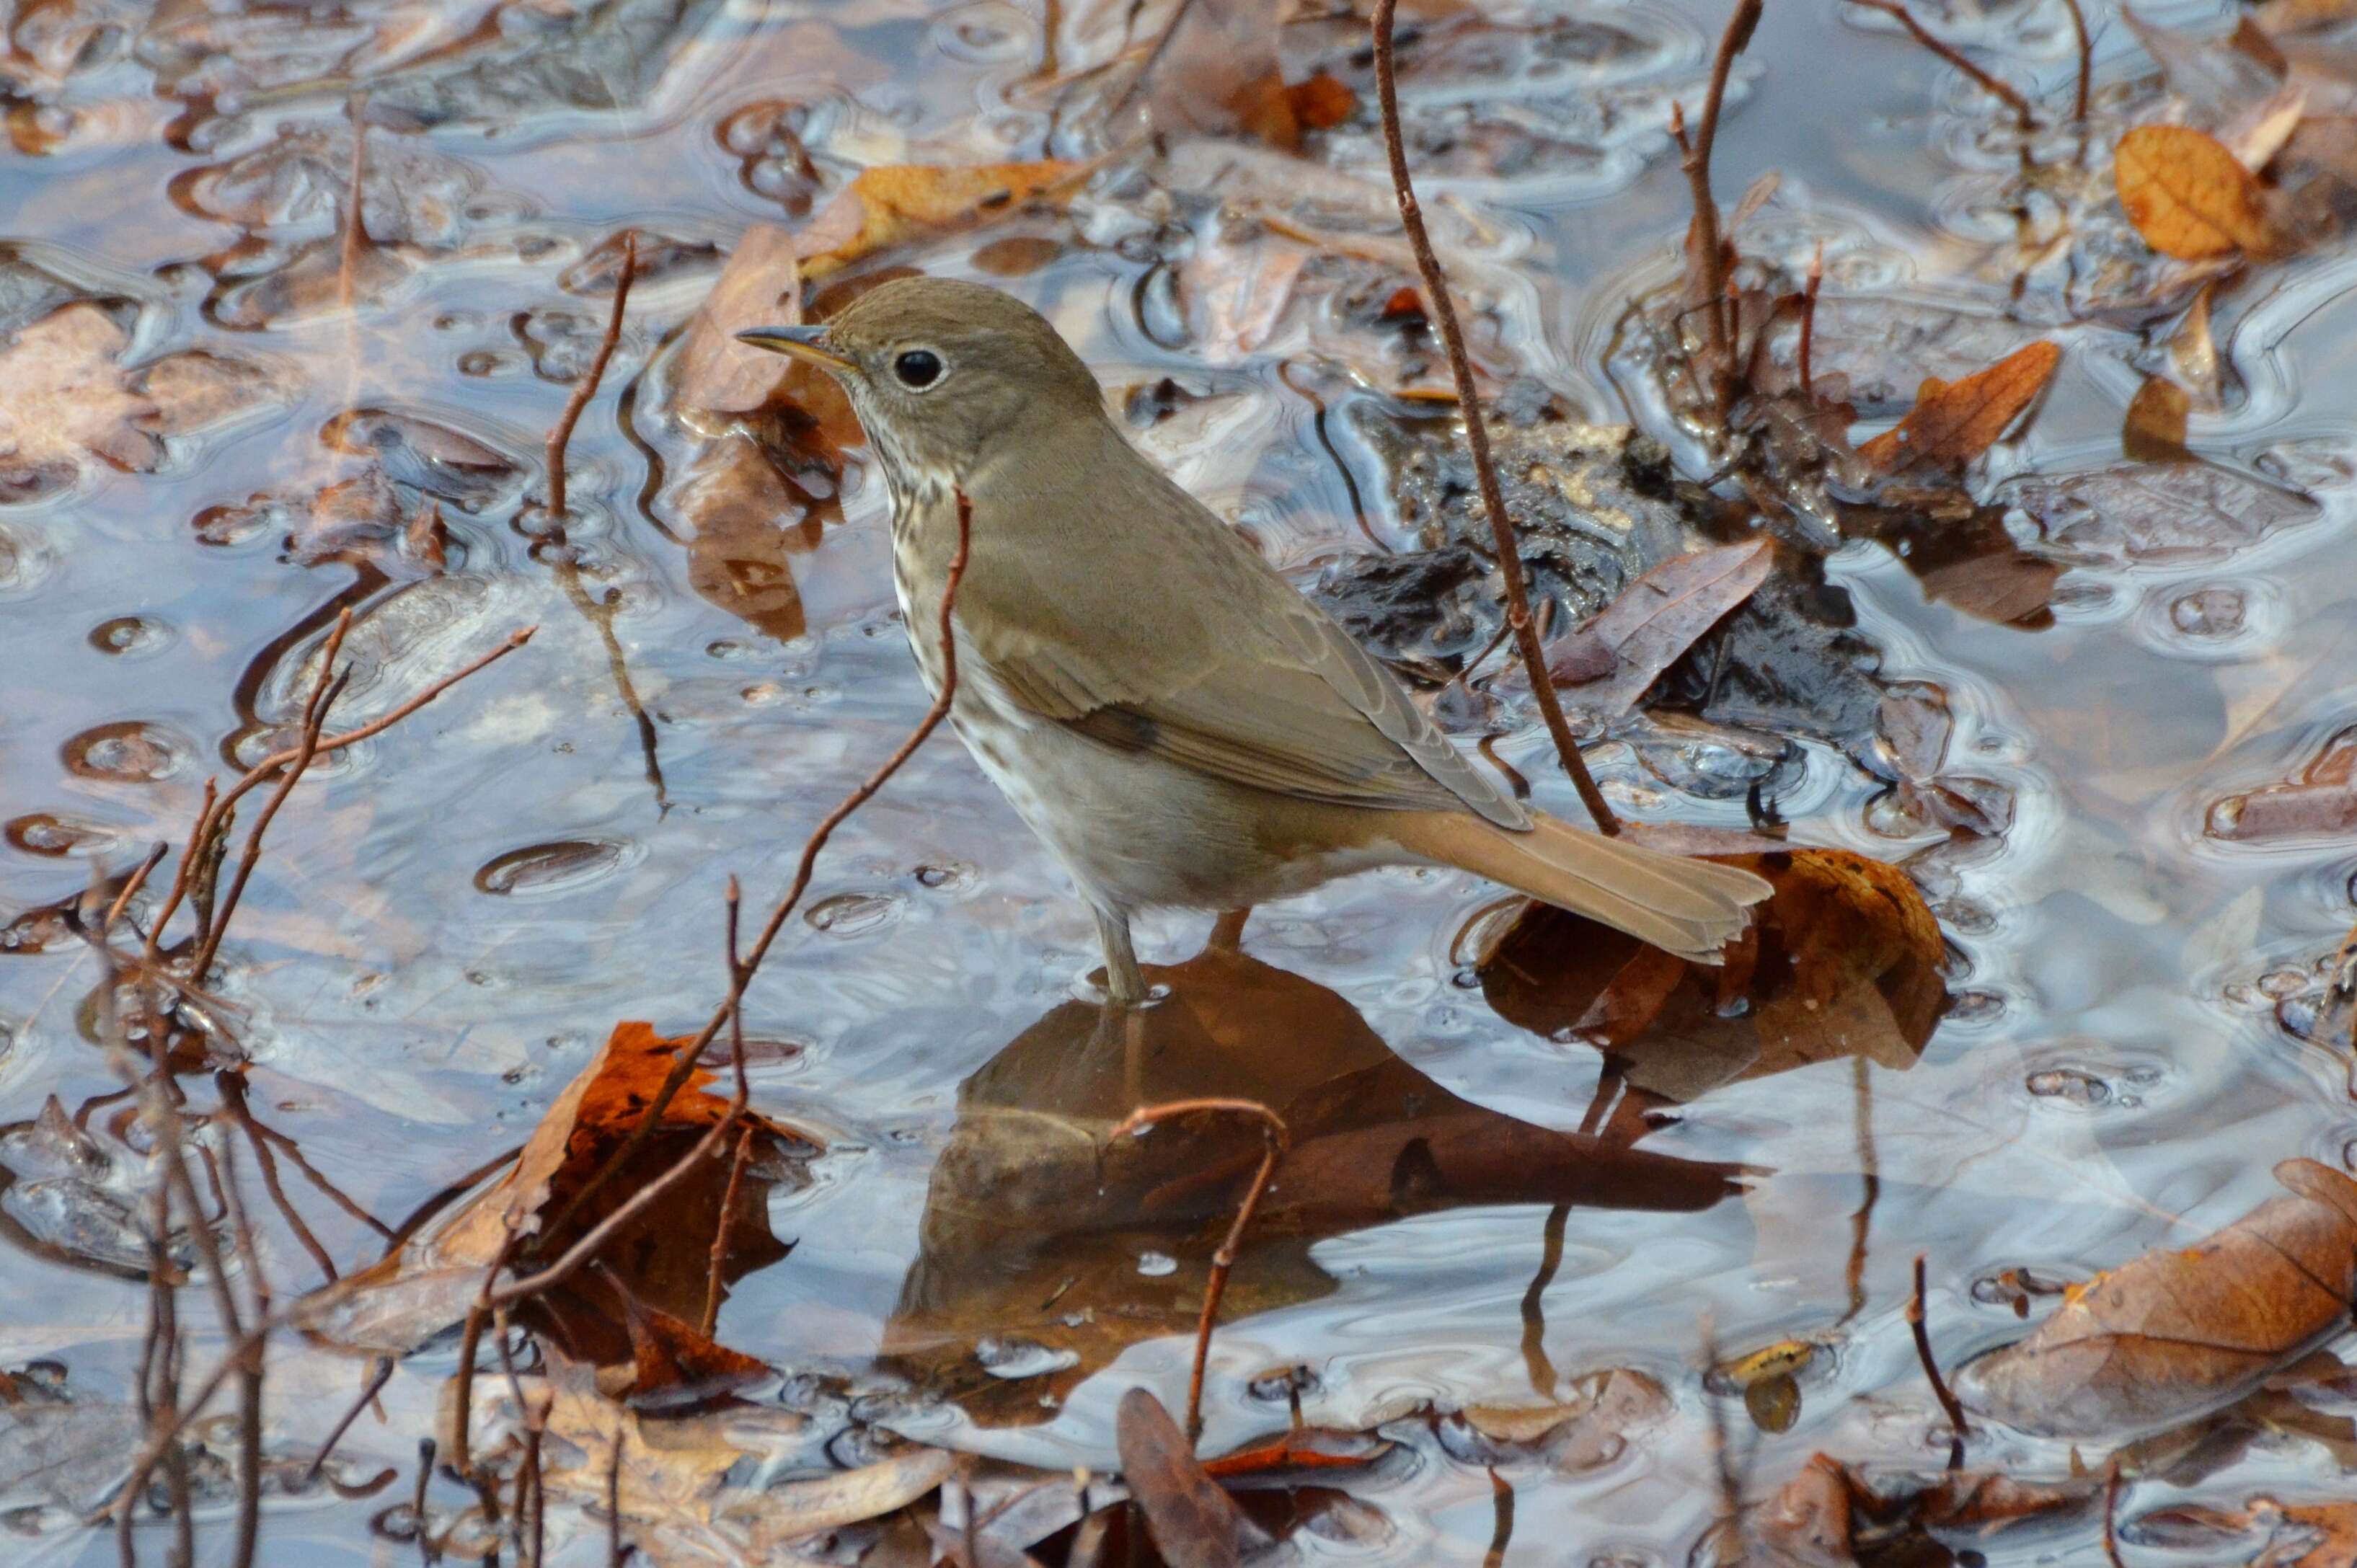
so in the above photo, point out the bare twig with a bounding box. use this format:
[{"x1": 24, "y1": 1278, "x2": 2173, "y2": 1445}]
[
  {"x1": 541, "y1": 493, "x2": 976, "y2": 1243},
  {"x1": 145, "y1": 629, "x2": 535, "y2": 962},
  {"x1": 700, "y1": 1128, "x2": 755, "y2": 1340},
  {"x1": 2061, "y1": 0, "x2": 2091, "y2": 123},
  {"x1": 1800, "y1": 242, "x2": 1824, "y2": 397},
  {"x1": 1482, "y1": 1469, "x2": 1514, "y2": 1568},
  {"x1": 1371, "y1": 0, "x2": 1620, "y2": 836},
  {"x1": 1671, "y1": 0, "x2": 1764, "y2": 416},
  {"x1": 302, "y1": 1357, "x2": 394, "y2": 1487},
  {"x1": 188, "y1": 610, "x2": 354, "y2": 982},
  {"x1": 605, "y1": 1424, "x2": 624, "y2": 1566},
  {"x1": 1909, "y1": 1254, "x2": 1969, "y2": 1469},
  {"x1": 1850, "y1": 0, "x2": 2036, "y2": 130},
  {"x1": 1105, "y1": 1098, "x2": 1291, "y2": 1444},
  {"x1": 547, "y1": 231, "x2": 637, "y2": 520}
]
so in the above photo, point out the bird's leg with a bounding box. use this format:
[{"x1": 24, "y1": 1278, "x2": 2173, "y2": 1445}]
[
  {"x1": 1093, "y1": 905, "x2": 1148, "y2": 1006},
  {"x1": 1208, "y1": 907, "x2": 1252, "y2": 952}
]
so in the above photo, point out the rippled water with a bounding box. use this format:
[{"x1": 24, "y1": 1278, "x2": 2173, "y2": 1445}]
[{"x1": 4, "y1": 0, "x2": 2356, "y2": 1559}]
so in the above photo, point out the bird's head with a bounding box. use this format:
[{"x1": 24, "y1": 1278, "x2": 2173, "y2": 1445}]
[{"x1": 739, "y1": 276, "x2": 1104, "y2": 480}]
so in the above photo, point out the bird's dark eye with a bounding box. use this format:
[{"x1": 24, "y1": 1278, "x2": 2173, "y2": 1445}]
[{"x1": 893, "y1": 349, "x2": 944, "y2": 389}]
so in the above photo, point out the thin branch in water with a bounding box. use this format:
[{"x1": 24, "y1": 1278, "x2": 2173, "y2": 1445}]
[
  {"x1": 1800, "y1": 240, "x2": 1824, "y2": 397},
  {"x1": 547, "y1": 231, "x2": 637, "y2": 520},
  {"x1": 1909, "y1": 1254, "x2": 1969, "y2": 1469},
  {"x1": 1371, "y1": 0, "x2": 1621, "y2": 836},
  {"x1": 605, "y1": 1422, "x2": 624, "y2": 1567},
  {"x1": 302, "y1": 1357, "x2": 395, "y2": 1487},
  {"x1": 1105, "y1": 1097, "x2": 1291, "y2": 1445},
  {"x1": 337, "y1": 115, "x2": 368, "y2": 314},
  {"x1": 541, "y1": 492, "x2": 976, "y2": 1244},
  {"x1": 2061, "y1": 0, "x2": 2091, "y2": 123},
  {"x1": 1849, "y1": 0, "x2": 2036, "y2": 130},
  {"x1": 1482, "y1": 1469, "x2": 1514, "y2": 1568},
  {"x1": 1671, "y1": 0, "x2": 1763, "y2": 416},
  {"x1": 700, "y1": 1127, "x2": 756, "y2": 1340}
]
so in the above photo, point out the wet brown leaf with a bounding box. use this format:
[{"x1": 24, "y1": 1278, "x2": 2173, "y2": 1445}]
[
  {"x1": 1479, "y1": 849, "x2": 1947, "y2": 1103},
  {"x1": 615, "y1": 1298, "x2": 772, "y2": 1408},
  {"x1": 1545, "y1": 540, "x2": 1774, "y2": 714},
  {"x1": 675, "y1": 222, "x2": 803, "y2": 421},
  {"x1": 0, "y1": 304, "x2": 159, "y2": 497},
  {"x1": 2123, "y1": 375, "x2": 2193, "y2": 461},
  {"x1": 2208, "y1": 725, "x2": 2357, "y2": 841},
  {"x1": 795, "y1": 161, "x2": 1084, "y2": 280},
  {"x1": 1443, "y1": 1369, "x2": 1672, "y2": 1469},
  {"x1": 1856, "y1": 341, "x2": 2061, "y2": 476},
  {"x1": 307, "y1": 1022, "x2": 806, "y2": 1357},
  {"x1": 1115, "y1": 1388, "x2": 1277, "y2": 1568},
  {"x1": 2115, "y1": 125, "x2": 2276, "y2": 260},
  {"x1": 674, "y1": 435, "x2": 824, "y2": 642},
  {"x1": 1956, "y1": 1159, "x2": 2357, "y2": 1439}
]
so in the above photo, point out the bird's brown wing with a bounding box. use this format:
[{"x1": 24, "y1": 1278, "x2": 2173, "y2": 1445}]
[{"x1": 954, "y1": 433, "x2": 1530, "y2": 830}]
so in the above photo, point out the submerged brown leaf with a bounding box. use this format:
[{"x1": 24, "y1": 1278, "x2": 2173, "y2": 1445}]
[
  {"x1": 1856, "y1": 341, "x2": 2061, "y2": 475},
  {"x1": 2115, "y1": 125, "x2": 2276, "y2": 260},
  {"x1": 2208, "y1": 726, "x2": 2357, "y2": 841},
  {"x1": 675, "y1": 223, "x2": 803, "y2": 421},
  {"x1": 1956, "y1": 1159, "x2": 2357, "y2": 1439},
  {"x1": 2123, "y1": 375, "x2": 2193, "y2": 461}
]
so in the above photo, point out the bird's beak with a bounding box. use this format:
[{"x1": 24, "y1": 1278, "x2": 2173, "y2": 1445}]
[{"x1": 736, "y1": 324, "x2": 855, "y2": 375}]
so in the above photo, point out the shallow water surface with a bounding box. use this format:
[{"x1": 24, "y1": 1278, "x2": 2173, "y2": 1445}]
[{"x1": 3, "y1": 0, "x2": 2356, "y2": 1559}]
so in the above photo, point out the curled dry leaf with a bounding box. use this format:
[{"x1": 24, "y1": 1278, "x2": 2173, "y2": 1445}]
[
  {"x1": 1856, "y1": 340, "x2": 2061, "y2": 476},
  {"x1": 1479, "y1": 848, "x2": 1947, "y2": 1103},
  {"x1": 1544, "y1": 539, "x2": 1774, "y2": 717},
  {"x1": 2115, "y1": 125, "x2": 2276, "y2": 260},
  {"x1": 674, "y1": 223, "x2": 803, "y2": 421},
  {"x1": 305, "y1": 1022, "x2": 807, "y2": 1357},
  {"x1": 794, "y1": 161, "x2": 1084, "y2": 280},
  {"x1": 1956, "y1": 1159, "x2": 2357, "y2": 1439}
]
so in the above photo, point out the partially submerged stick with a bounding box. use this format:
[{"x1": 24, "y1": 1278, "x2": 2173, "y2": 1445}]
[
  {"x1": 1370, "y1": 0, "x2": 1622, "y2": 836},
  {"x1": 546, "y1": 231, "x2": 637, "y2": 521},
  {"x1": 1105, "y1": 1097, "x2": 1291, "y2": 1444},
  {"x1": 1909, "y1": 1254, "x2": 1970, "y2": 1469}
]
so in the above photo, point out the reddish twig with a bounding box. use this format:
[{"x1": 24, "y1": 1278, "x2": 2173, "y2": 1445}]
[
  {"x1": 187, "y1": 610, "x2": 354, "y2": 982},
  {"x1": 337, "y1": 117, "x2": 368, "y2": 314},
  {"x1": 1673, "y1": 0, "x2": 1764, "y2": 417},
  {"x1": 1106, "y1": 1098, "x2": 1291, "y2": 1444},
  {"x1": 546, "y1": 231, "x2": 637, "y2": 520},
  {"x1": 301, "y1": 1357, "x2": 394, "y2": 1487},
  {"x1": 1482, "y1": 1468, "x2": 1514, "y2": 1568},
  {"x1": 1849, "y1": 0, "x2": 2036, "y2": 130},
  {"x1": 145, "y1": 629, "x2": 535, "y2": 963},
  {"x1": 1909, "y1": 1254, "x2": 1969, "y2": 1469},
  {"x1": 700, "y1": 1127, "x2": 756, "y2": 1340},
  {"x1": 2061, "y1": 0, "x2": 2091, "y2": 123},
  {"x1": 1800, "y1": 242, "x2": 1824, "y2": 397},
  {"x1": 540, "y1": 493, "x2": 975, "y2": 1244},
  {"x1": 1371, "y1": 0, "x2": 1620, "y2": 836}
]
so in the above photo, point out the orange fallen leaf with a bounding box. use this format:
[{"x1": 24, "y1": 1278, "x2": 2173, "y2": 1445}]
[
  {"x1": 1286, "y1": 72, "x2": 1357, "y2": 130},
  {"x1": 794, "y1": 161, "x2": 1084, "y2": 280},
  {"x1": 2115, "y1": 124, "x2": 2276, "y2": 260},
  {"x1": 1956, "y1": 1159, "x2": 2357, "y2": 1438},
  {"x1": 1857, "y1": 341, "x2": 2061, "y2": 474}
]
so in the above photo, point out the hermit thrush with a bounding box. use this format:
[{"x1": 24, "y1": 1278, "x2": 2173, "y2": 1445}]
[{"x1": 741, "y1": 278, "x2": 1769, "y2": 1004}]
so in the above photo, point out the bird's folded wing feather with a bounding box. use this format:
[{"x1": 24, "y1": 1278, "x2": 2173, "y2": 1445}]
[{"x1": 959, "y1": 474, "x2": 1529, "y2": 830}]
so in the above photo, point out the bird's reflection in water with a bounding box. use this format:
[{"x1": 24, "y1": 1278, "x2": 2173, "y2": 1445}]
[{"x1": 880, "y1": 944, "x2": 1740, "y2": 1425}]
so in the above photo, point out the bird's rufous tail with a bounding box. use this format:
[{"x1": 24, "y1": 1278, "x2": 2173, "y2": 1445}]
[{"x1": 1390, "y1": 810, "x2": 1772, "y2": 961}]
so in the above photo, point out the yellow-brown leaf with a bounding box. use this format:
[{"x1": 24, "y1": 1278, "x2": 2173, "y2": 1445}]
[
  {"x1": 2115, "y1": 124, "x2": 2275, "y2": 260},
  {"x1": 1857, "y1": 341, "x2": 2061, "y2": 474}
]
